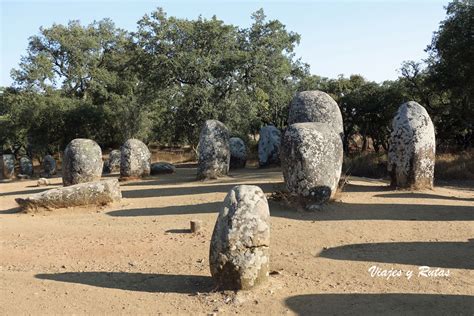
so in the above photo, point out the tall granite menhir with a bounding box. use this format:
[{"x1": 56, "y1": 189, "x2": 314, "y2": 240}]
[
  {"x1": 62, "y1": 139, "x2": 103, "y2": 186},
  {"x1": 388, "y1": 101, "x2": 435, "y2": 189},
  {"x1": 281, "y1": 123, "x2": 343, "y2": 207},
  {"x1": 197, "y1": 120, "x2": 230, "y2": 180},
  {"x1": 288, "y1": 90, "x2": 344, "y2": 138},
  {"x1": 120, "y1": 139, "x2": 151, "y2": 179},
  {"x1": 210, "y1": 185, "x2": 270, "y2": 290}
]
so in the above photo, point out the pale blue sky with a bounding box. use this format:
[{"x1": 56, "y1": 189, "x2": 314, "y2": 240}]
[{"x1": 1, "y1": 0, "x2": 447, "y2": 86}]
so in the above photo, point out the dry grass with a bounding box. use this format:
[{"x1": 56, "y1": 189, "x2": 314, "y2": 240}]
[
  {"x1": 343, "y1": 150, "x2": 474, "y2": 181},
  {"x1": 435, "y1": 150, "x2": 474, "y2": 181}
]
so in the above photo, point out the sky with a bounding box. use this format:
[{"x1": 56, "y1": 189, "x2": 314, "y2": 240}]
[{"x1": 0, "y1": 0, "x2": 448, "y2": 86}]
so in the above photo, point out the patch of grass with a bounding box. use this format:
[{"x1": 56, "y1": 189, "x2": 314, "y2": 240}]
[
  {"x1": 343, "y1": 150, "x2": 474, "y2": 181},
  {"x1": 435, "y1": 150, "x2": 474, "y2": 181},
  {"x1": 343, "y1": 152, "x2": 388, "y2": 179}
]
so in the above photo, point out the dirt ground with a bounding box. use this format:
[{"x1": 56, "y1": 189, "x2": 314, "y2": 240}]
[{"x1": 1, "y1": 166, "x2": 473, "y2": 315}]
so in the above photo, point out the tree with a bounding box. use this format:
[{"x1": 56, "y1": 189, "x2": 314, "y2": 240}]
[{"x1": 425, "y1": 0, "x2": 474, "y2": 148}]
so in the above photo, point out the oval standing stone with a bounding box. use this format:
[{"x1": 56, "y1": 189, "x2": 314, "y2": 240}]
[
  {"x1": 43, "y1": 155, "x2": 57, "y2": 177},
  {"x1": 229, "y1": 137, "x2": 247, "y2": 169},
  {"x1": 120, "y1": 139, "x2": 151, "y2": 179},
  {"x1": 197, "y1": 120, "x2": 230, "y2": 180},
  {"x1": 62, "y1": 138, "x2": 103, "y2": 186},
  {"x1": 388, "y1": 101, "x2": 436, "y2": 189},
  {"x1": 19, "y1": 156, "x2": 33, "y2": 176},
  {"x1": 209, "y1": 185, "x2": 270, "y2": 290},
  {"x1": 1, "y1": 154, "x2": 15, "y2": 179},
  {"x1": 258, "y1": 125, "x2": 281, "y2": 167}
]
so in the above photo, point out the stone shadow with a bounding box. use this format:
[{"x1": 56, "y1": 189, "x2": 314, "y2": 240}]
[
  {"x1": 318, "y1": 240, "x2": 474, "y2": 269},
  {"x1": 285, "y1": 294, "x2": 474, "y2": 315},
  {"x1": 35, "y1": 272, "x2": 213, "y2": 294},
  {"x1": 374, "y1": 192, "x2": 474, "y2": 202}
]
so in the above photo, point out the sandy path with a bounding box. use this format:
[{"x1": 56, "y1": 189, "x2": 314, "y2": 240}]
[{"x1": 1, "y1": 167, "x2": 473, "y2": 315}]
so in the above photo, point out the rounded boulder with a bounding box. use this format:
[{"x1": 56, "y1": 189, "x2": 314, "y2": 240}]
[
  {"x1": 288, "y1": 90, "x2": 344, "y2": 138},
  {"x1": 281, "y1": 122, "x2": 343, "y2": 205},
  {"x1": 62, "y1": 139, "x2": 103, "y2": 186}
]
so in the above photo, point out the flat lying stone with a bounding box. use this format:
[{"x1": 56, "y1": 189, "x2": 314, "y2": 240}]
[
  {"x1": 151, "y1": 162, "x2": 176, "y2": 175},
  {"x1": 16, "y1": 179, "x2": 122, "y2": 212}
]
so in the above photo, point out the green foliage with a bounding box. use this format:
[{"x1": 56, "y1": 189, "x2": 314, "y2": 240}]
[{"x1": 2, "y1": 2, "x2": 472, "y2": 157}]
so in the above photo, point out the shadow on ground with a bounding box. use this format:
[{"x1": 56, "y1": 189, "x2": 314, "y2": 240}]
[
  {"x1": 0, "y1": 187, "x2": 59, "y2": 197},
  {"x1": 269, "y1": 200, "x2": 474, "y2": 221},
  {"x1": 0, "y1": 207, "x2": 22, "y2": 214},
  {"x1": 318, "y1": 240, "x2": 474, "y2": 269},
  {"x1": 121, "y1": 182, "x2": 284, "y2": 199},
  {"x1": 35, "y1": 272, "x2": 213, "y2": 293},
  {"x1": 374, "y1": 192, "x2": 474, "y2": 202},
  {"x1": 285, "y1": 293, "x2": 474, "y2": 315},
  {"x1": 107, "y1": 197, "x2": 474, "y2": 221}
]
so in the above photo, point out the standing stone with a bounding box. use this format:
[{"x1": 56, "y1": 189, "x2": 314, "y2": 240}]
[
  {"x1": 197, "y1": 120, "x2": 230, "y2": 180},
  {"x1": 210, "y1": 185, "x2": 270, "y2": 290},
  {"x1": 62, "y1": 138, "x2": 103, "y2": 186},
  {"x1": 1, "y1": 154, "x2": 15, "y2": 179},
  {"x1": 229, "y1": 137, "x2": 247, "y2": 169},
  {"x1": 120, "y1": 139, "x2": 151, "y2": 179},
  {"x1": 288, "y1": 90, "x2": 344, "y2": 138},
  {"x1": 388, "y1": 101, "x2": 436, "y2": 189},
  {"x1": 19, "y1": 156, "x2": 33, "y2": 176},
  {"x1": 258, "y1": 125, "x2": 281, "y2": 167},
  {"x1": 103, "y1": 149, "x2": 121, "y2": 174},
  {"x1": 43, "y1": 155, "x2": 57, "y2": 177},
  {"x1": 281, "y1": 122, "x2": 343, "y2": 206}
]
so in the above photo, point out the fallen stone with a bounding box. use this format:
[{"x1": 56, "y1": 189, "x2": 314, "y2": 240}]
[
  {"x1": 62, "y1": 139, "x2": 103, "y2": 186},
  {"x1": 388, "y1": 101, "x2": 436, "y2": 189},
  {"x1": 16, "y1": 179, "x2": 121, "y2": 212},
  {"x1": 151, "y1": 162, "x2": 176, "y2": 175},
  {"x1": 120, "y1": 139, "x2": 151, "y2": 179},
  {"x1": 197, "y1": 120, "x2": 230, "y2": 180},
  {"x1": 281, "y1": 122, "x2": 343, "y2": 206},
  {"x1": 258, "y1": 125, "x2": 281, "y2": 167},
  {"x1": 288, "y1": 90, "x2": 344, "y2": 138},
  {"x1": 210, "y1": 185, "x2": 270, "y2": 290},
  {"x1": 229, "y1": 137, "x2": 247, "y2": 169}
]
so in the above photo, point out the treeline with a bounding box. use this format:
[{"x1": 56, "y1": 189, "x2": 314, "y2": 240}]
[{"x1": 0, "y1": 1, "x2": 472, "y2": 159}]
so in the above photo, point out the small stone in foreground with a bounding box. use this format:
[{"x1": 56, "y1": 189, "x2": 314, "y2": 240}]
[{"x1": 210, "y1": 185, "x2": 270, "y2": 290}]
